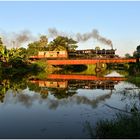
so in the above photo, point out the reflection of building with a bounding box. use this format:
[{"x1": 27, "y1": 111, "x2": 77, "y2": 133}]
[
  {"x1": 30, "y1": 78, "x2": 122, "y2": 90},
  {"x1": 29, "y1": 74, "x2": 126, "y2": 90},
  {"x1": 68, "y1": 80, "x2": 118, "y2": 90},
  {"x1": 30, "y1": 80, "x2": 68, "y2": 89}
]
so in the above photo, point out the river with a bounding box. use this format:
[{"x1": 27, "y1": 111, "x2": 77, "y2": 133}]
[{"x1": 0, "y1": 70, "x2": 139, "y2": 138}]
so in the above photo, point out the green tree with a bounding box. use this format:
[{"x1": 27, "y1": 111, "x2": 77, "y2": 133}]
[
  {"x1": 0, "y1": 37, "x2": 9, "y2": 62},
  {"x1": 125, "y1": 53, "x2": 131, "y2": 58},
  {"x1": 39, "y1": 35, "x2": 48, "y2": 47},
  {"x1": 48, "y1": 36, "x2": 78, "y2": 51},
  {"x1": 27, "y1": 35, "x2": 48, "y2": 56},
  {"x1": 18, "y1": 47, "x2": 27, "y2": 59},
  {"x1": 133, "y1": 45, "x2": 140, "y2": 58},
  {"x1": 8, "y1": 48, "x2": 28, "y2": 68},
  {"x1": 137, "y1": 45, "x2": 140, "y2": 53}
]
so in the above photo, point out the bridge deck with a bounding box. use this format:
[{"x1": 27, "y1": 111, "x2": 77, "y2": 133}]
[
  {"x1": 47, "y1": 58, "x2": 136, "y2": 65},
  {"x1": 47, "y1": 74, "x2": 126, "y2": 81}
]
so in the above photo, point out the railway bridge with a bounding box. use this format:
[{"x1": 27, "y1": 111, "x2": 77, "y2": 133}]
[{"x1": 47, "y1": 58, "x2": 137, "y2": 65}]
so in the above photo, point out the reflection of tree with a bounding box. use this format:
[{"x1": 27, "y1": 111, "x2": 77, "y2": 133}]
[
  {"x1": 46, "y1": 91, "x2": 112, "y2": 110},
  {"x1": 0, "y1": 77, "x2": 28, "y2": 102},
  {"x1": 10, "y1": 78, "x2": 27, "y2": 96},
  {"x1": 0, "y1": 93, "x2": 5, "y2": 103},
  {"x1": 40, "y1": 90, "x2": 48, "y2": 99},
  {"x1": 49, "y1": 88, "x2": 77, "y2": 99},
  {"x1": 0, "y1": 79, "x2": 10, "y2": 102},
  {"x1": 71, "y1": 91, "x2": 112, "y2": 108},
  {"x1": 28, "y1": 82, "x2": 41, "y2": 93},
  {"x1": 27, "y1": 82, "x2": 49, "y2": 99}
]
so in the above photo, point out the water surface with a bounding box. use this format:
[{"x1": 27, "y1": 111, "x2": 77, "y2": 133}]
[{"x1": 0, "y1": 71, "x2": 139, "y2": 138}]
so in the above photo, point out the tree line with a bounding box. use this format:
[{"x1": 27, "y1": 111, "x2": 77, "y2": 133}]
[{"x1": 0, "y1": 35, "x2": 78, "y2": 66}]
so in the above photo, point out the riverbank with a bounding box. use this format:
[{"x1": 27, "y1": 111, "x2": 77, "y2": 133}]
[
  {"x1": 0, "y1": 60, "x2": 46, "y2": 79},
  {"x1": 86, "y1": 112, "x2": 140, "y2": 139},
  {"x1": 127, "y1": 76, "x2": 140, "y2": 87}
]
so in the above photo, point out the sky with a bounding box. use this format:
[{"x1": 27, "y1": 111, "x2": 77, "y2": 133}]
[{"x1": 0, "y1": 1, "x2": 140, "y2": 56}]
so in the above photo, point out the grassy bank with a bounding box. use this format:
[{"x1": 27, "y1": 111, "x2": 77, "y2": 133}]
[
  {"x1": 0, "y1": 59, "x2": 48, "y2": 79},
  {"x1": 86, "y1": 113, "x2": 140, "y2": 139},
  {"x1": 128, "y1": 76, "x2": 140, "y2": 86},
  {"x1": 126, "y1": 62, "x2": 140, "y2": 86}
]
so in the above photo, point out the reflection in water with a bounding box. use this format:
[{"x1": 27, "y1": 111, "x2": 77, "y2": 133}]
[
  {"x1": 27, "y1": 74, "x2": 123, "y2": 109},
  {"x1": 45, "y1": 91, "x2": 113, "y2": 109},
  {"x1": 0, "y1": 74, "x2": 127, "y2": 105},
  {"x1": 0, "y1": 72, "x2": 139, "y2": 138},
  {"x1": 30, "y1": 74, "x2": 126, "y2": 89}
]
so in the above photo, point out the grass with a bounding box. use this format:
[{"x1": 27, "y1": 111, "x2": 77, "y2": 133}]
[
  {"x1": 77, "y1": 64, "x2": 96, "y2": 75},
  {"x1": 86, "y1": 113, "x2": 140, "y2": 139},
  {"x1": 74, "y1": 64, "x2": 107, "y2": 75},
  {"x1": 127, "y1": 76, "x2": 140, "y2": 87}
]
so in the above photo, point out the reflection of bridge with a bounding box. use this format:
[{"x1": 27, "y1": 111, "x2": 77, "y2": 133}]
[
  {"x1": 30, "y1": 80, "x2": 117, "y2": 90},
  {"x1": 30, "y1": 74, "x2": 126, "y2": 90},
  {"x1": 47, "y1": 58, "x2": 136, "y2": 65},
  {"x1": 47, "y1": 74, "x2": 126, "y2": 81}
]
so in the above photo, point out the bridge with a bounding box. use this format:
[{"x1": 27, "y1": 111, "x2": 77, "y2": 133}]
[
  {"x1": 30, "y1": 74, "x2": 126, "y2": 90},
  {"x1": 47, "y1": 74, "x2": 126, "y2": 81},
  {"x1": 47, "y1": 58, "x2": 137, "y2": 65}
]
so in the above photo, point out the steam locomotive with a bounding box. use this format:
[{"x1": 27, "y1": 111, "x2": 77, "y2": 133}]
[{"x1": 29, "y1": 48, "x2": 117, "y2": 60}]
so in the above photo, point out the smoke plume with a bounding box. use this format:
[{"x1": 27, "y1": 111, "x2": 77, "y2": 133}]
[
  {"x1": 48, "y1": 28, "x2": 113, "y2": 48},
  {"x1": 76, "y1": 29, "x2": 113, "y2": 48},
  {"x1": 48, "y1": 28, "x2": 72, "y2": 38},
  {"x1": 0, "y1": 30, "x2": 36, "y2": 48},
  {"x1": 13, "y1": 30, "x2": 34, "y2": 47}
]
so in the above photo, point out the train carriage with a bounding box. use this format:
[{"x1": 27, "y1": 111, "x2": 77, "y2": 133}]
[{"x1": 29, "y1": 48, "x2": 117, "y2": 60}]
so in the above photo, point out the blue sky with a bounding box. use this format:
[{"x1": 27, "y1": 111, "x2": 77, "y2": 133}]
[{"x1": 0, "y1": 1, "x2": 140, "y2": 56}]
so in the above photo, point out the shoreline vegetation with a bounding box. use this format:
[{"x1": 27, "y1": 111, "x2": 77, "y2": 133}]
[
  {"x1": 85, "y1": 112, "x2": 140, "y2": 139},
  {"x1": 0, "y1": 35, "x2": 78, "y2": 78}
]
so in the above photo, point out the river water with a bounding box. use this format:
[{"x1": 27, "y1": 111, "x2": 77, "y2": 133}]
[{"x1": 0, "y1": 71, "x2": 139, "y2": 138}]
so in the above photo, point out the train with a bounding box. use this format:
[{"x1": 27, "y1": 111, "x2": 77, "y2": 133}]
[
  {"x1": 68, "y1": 49, "x2": 117, "y2": 59},
  {"x1": 29, "y1": 48, "x2": 118, "y2": 60}
]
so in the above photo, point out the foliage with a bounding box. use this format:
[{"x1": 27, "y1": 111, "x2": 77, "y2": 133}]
[
  {"x1": 128, "y1": 63, "x2": 140, "y2": 76},
  {"x1": 0, "y1": 37, "x2": 9, "y2": 62},
  {"x1": 33, "y1": 60, "x2": 47, "y2": 70},
  {"x1": 48, "y1": 36, "x2": 78, "y2": 51},
  {"x1": 133, "y1": 45, "x2": 140, "y2": 58},
  {"x1": 28, "y1": 82, "x2": 41, "y2": 93},
  {"x1": 137, "y1": 45, "x2": 140, "y2": 53},
  {"x1": 125, "y1": 53, "x2": 132, "y2": 58},
  {"x1": 92, "y1": 113, "x2": 140, "y2": 138},
  {"x1": 128, "y1": 76, "x2": 140, "y2": 87},
  {"x1": 27, "y1": 35, "x2": 49, "y2": 56},
  {"x1": 50, "y1": 88, "x2": 76, "y2": 99}
]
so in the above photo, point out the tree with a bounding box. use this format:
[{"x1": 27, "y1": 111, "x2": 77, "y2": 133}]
[
  {"x1": 39, "y1": 35, "x2": 48, "y2": 48},
  {"x1": 137, "y1": 45, "x2": 140, "y2": 53},
  {"x1": 27, "y1": 35, "x2": 49, "y2": 56},
  {"x1": 133, "y1": 45, "x2": 140, "y2": 58},
  {"x1": 125, "y1": 53, "x2": 131, "y2": 58},
  {"x1": 0, "y1": 37, "x2": 3, "y2": 45},
  {"x1": 0, "y1": 37, "x2": 9, "y2": 62},
  {"x1": 48, "y1": 36, "x2": 78, "y2": 51},
  {"x1": 8, "y1": 47, "x2": 28, "y2": 68},
  {"x1": 18, "y1": 47, "x2": 27, "y2": 58}
]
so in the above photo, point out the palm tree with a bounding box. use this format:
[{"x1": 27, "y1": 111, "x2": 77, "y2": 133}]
[
  {"x1": 0, "y1": 37, "x2": 9, "y2": 63},
  {"x1": 48, "y1": 36, "x2": 78, "y2": 51}
]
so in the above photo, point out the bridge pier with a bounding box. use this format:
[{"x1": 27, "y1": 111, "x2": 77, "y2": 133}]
[{"x1": 95, "y1": 63, "x2": 107, "y2": 72}]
